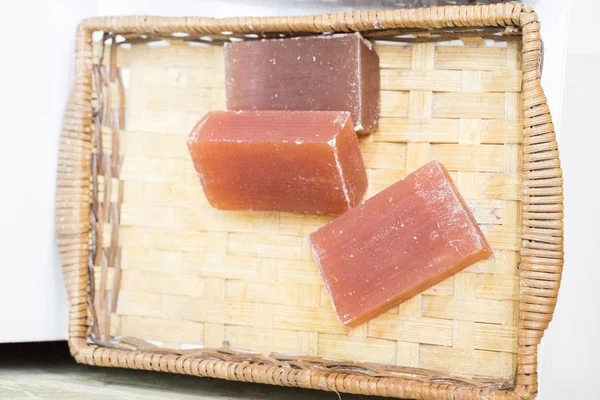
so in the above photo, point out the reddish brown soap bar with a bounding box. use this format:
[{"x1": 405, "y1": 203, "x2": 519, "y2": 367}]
[
  {"x1": 186, "y1": 110, "x2": 368, "y2": 214},
  {"x1": 224, "y1": 33, "x2": 380, "y2": 133},
  {"x1": 308, "y1": 161, "x2": 492, "y2": 327}
]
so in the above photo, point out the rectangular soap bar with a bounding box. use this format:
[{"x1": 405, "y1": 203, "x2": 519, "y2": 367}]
[
  {"x1": 186, "y1": 110, "x2": 368, "y2": 214},
  {"x1": 308, "y1": 161, "x2": 492, "y2": 327},
  {"x1": 225, "y1": 33, "x2": 380, "y2": 133}
]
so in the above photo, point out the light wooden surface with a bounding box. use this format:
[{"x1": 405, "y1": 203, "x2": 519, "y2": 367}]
[
  {"x1": 0, "y1": 342, "x2": 374, "y2": 400},
  {"x1": 93, "y1": 38, "x2": 523, "y2": 380},
  {"x1": 1, "y1": 366, "x2": 363, "y2": 399}
]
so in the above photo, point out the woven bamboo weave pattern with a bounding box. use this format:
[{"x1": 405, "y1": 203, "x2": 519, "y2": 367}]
[
  {"x1": 98, "y1": 39, "x2": 522, "y2": 380},
  {"x1": 56, "y1": 5, "x2": 563, "y2": 399}
]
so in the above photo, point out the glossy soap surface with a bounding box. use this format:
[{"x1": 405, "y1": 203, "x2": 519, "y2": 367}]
[
  {"x1": 225, "y1": 33, "x2": 380, "y2": 133},
  {"x1": 186, "y1": 110, "x2": 368, "y2": 214},
  {"x1": 308, "y1": 161, "x2": 493, "y2": 327}
]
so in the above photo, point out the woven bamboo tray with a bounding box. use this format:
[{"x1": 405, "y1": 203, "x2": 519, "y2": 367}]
[{"x1": 56, "y1": 4, "x2": 563, "y2": 399}]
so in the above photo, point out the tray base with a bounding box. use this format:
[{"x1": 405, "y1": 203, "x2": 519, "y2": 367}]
[{"x1": 92, "y1": 38, "x2": 523, "y2": 381}]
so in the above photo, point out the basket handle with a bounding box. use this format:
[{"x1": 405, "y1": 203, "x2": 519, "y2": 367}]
[{"x1": 56, "y1": 24, "x2": 94, "y2": 358}]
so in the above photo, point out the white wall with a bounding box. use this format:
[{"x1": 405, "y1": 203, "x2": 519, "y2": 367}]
[
  {"x1": 537, "y1": 1, "x2": 600, "y2": 398},
  {"x1": 0, "y1": 2, "x2": 97, "y2": 342},
  {"x1": 528, "y1": 0, "x2": 570, "y2": 131},
  {"x1": 538, "y1": 54, "x2": 600, "y2": 400}
]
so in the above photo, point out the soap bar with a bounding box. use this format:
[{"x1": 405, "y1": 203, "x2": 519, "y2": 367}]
[
  {"x1": 308, "y1": 161, "x2": 492, "y2": 327},
  {"x1": 186, "y1": 110, "x2": 368, "y2": 214},
  {"x1": 225, "y1": 33, "x2": 380, "y2": 133}
]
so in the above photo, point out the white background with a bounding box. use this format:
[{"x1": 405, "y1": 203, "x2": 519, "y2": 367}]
[{"x1": 0, "y1": 1, "x2": 597, "y2": 398}]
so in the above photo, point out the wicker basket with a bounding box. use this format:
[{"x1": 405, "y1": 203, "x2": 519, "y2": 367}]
[{"x1": 56, "y1": 4, "x2": 563, "y2": 399}]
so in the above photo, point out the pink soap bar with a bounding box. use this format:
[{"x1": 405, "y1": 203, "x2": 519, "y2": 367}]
[
  {"x1": 186, "y1": 110, "x2": 368, "y2": 214},
  {"x1": 308, "y1": 161, "x2": 492, "y2": 327},
  {"x1": 224, "y1": 33, "x2": 380, "y2": 133}
]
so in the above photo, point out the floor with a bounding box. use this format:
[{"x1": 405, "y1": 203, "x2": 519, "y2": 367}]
[{"x1": 0, "y1": 341, "x2": 378, "y2": 399}]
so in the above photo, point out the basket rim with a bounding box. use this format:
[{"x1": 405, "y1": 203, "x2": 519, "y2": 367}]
[{"x1": 56, "y1": 4, "x2": 562, "y2": 400}]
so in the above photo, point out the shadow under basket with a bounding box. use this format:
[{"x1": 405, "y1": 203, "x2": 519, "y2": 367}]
[{"x1": 56, "y1": 5, "x2": 563, "y2": 399}]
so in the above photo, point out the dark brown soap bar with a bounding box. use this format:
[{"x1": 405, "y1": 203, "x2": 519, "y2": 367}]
[
  {"x1": 225, "y1": 33, "x2": 380, "y2": 133},
  {"x1": 308, "y1": 161, "x2": 493, "y2": 327},
  {"x1": 186, "y1": 110, "x2": 368, "y2": 214}
]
